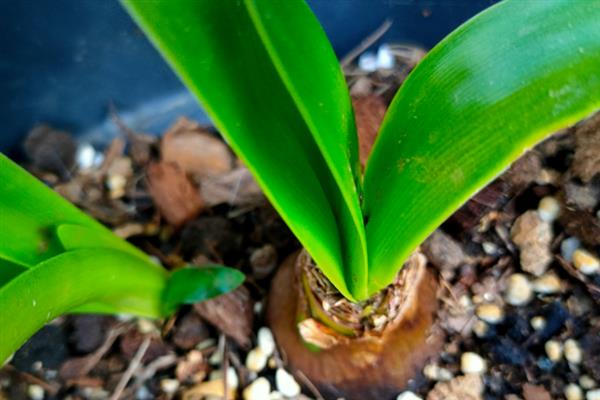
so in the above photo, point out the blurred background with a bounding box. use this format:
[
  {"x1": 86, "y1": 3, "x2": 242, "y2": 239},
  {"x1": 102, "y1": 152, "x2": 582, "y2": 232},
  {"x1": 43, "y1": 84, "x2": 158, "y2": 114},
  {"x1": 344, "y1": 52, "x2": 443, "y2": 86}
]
[{"x1": 0, "y1": 0, "x2": 498, "y2": 154}]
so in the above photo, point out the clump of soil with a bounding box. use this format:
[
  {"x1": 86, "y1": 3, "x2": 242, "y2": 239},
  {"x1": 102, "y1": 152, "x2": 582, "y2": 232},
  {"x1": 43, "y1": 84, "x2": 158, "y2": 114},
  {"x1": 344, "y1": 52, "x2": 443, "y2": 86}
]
[{"x1": 1, "y1": 45, "x2": 599, "y2": 400}]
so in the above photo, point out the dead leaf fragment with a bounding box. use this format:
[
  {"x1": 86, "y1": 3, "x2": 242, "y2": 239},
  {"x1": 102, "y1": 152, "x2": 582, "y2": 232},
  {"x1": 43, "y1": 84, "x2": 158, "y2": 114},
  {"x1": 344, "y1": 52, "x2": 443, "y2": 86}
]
[
  {"x1": 352, "y1": 95, "x2": 386, "y2": 167},
  {"x1": 161, "y1": 117, "x2": 232, "y2": 178},
  {"x1": 146, "y1": 161, "x2": 204, "y2": 226},
  {"x1": 194, "y1": 286, "x2": 254, "y2": 349},
  {"x1": 427, "y1": 373, "x2": 483, "y2": 400},
  {"x1": 522, "y1": 383, "x2": 551, "y2": 400},
  {"x1": 199, "y1": 167, "x2": 264, "y2": 207},
  {"x1": 572, "y1": 111, "x2": 600, "y2": 182}
]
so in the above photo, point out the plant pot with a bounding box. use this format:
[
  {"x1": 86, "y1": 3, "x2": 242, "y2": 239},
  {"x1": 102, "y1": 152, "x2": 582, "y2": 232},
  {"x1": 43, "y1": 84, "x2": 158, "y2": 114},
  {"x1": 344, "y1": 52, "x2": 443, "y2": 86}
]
[
  {"x1": 0, "y1": 1, "x2": 498, "y2": 154},
  {"x1": 267, "y1": 250, "x2": 443, "y2": 400}
]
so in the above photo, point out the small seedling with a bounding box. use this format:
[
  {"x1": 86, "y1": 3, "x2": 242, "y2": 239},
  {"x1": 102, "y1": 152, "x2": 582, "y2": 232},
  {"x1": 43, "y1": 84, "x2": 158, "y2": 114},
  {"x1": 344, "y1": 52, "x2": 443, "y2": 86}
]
[
  {"x1": 0, "y1": 154, "x2": 244, "y2": 363},
  {"x1": 122, "y1": 0, "x2": 600, "y2": 301}
]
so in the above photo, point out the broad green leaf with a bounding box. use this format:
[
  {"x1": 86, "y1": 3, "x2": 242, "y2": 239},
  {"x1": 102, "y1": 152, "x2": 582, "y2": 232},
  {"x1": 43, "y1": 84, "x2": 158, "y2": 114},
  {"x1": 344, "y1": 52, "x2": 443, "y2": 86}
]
[
  {"x1": 0, "y1": 249, "x2": 169, "y2": 364},
  {"x1": 0, "y1": 154, "x2": 143, "y2": 267},
  {"x1": 57, "y1": 224, "x2": 152, "y2": 264},
  {"x1": 121, "y1": 0, "x2": 367, "y2": 300},
  {"x1": 162, "y1": 265, "x2": 245, "y2": 314},
  {"x1": 0, "y1": 257, "x2": 27, "y2": 287},
  {"x1": 363, "y1": 0, "x2": 600, "y2": 294}
]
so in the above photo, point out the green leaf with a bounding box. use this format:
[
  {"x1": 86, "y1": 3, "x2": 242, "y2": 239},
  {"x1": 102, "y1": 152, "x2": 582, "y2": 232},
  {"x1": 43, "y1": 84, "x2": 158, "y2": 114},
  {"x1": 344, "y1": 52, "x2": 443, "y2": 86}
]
[
  {"x1": 121, "y1": 0, "x2": 367, "y2": 300},
  {"x1": 0, "y1": 257, "x2": 27, "y2": 287},
  {"x1": 0, "y1": 248, "x2": 169, "y2": 364},
  {"x1": 363, "y1": 0, "x2": 600, "y2": 294},
  {"x1": 0, "y1": 154, "x2": 142, "y2": 267},
  {"x1": 162, "y1": 265, "x2": 245, "y2": 314},
  {"x1": 57, "y1": 224, "x2": 152, "y2": 264}
]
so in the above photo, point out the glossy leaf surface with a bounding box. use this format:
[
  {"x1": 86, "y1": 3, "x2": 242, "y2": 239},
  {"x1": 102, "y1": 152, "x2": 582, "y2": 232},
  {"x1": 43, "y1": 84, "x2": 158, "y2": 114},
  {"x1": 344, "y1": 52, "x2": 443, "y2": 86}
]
[
  {"x1": 162, "y1": 266, "x2": 245, "y2": 314},
  {"x1": 121, "y1": 0, "x2": 367, "y2": 300},
  {"x1": 363, "y1": 0, "x2": 600, "y2": 293},
  {"x1": 0, "y1": 154, "x2": 143, "y2": 267},
  {"x1": 0, "y1": 249, "x2": 168, "y2": 364}
]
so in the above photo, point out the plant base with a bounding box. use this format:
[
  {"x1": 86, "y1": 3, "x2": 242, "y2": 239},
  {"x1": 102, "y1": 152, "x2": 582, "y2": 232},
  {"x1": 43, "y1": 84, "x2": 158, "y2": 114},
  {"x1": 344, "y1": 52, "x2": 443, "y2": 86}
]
[{"x1": 267, "y1": 251, "x2": 443, "y2": 400}]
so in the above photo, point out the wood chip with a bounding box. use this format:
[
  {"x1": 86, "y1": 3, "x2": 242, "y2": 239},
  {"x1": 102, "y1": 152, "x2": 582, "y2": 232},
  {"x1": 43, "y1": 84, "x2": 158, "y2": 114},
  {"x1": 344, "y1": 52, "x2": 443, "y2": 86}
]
[
  {"x1": 572, "y1": 111, "x2": 600, "y2": 182},
  {"x1": 352, "y1": 94, "x2": 386, "y2": 167},
  {"x1": 146, "y1": 161, "x2": 204, "y2": 226},
  {"x1": 522, "y1": 383, "x2": 552, "y2": 400},
  {"x1": 194, "y1": 286, "x2": 254, "y2": 349},
  {"x1": 161, "y1": 117, "x2": 232, "y2": 178}
]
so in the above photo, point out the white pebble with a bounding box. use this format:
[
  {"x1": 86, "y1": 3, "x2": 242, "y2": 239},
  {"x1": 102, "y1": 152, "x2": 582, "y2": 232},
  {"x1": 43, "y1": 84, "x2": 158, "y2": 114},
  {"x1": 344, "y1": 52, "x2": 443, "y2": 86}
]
[
  {"x1": 275, "y1": 368, "x2": 301, "y2": 397},
  {"x1": 580, "y1": 375, "x2": 597, "y2": 390},
  {"x1": 160, "y1": 379, "x2": 180, "y2": 394},
  {"x1": 476, "y1": 303, "x2": 504, "y2": 324},
  {"x1": 565, "y1": 339, "x2": 583, "y2": 364},
  {"x1": 75, "y1": 143, "x2": 97, "y2": 170},
  {"x1": 530, "y1": 316, "x2": 546, "y2": 331},
  {"x1": 243, "y1": 377, "x2": 271, "y2": 400},
  {"x1": 532, "y1": 273, "x2": 562, "y2": 294},
  {"x1": 538, "y1": 196, "x2": 561, "y2": 222},
  {"x1": 545, "y1": 340, "x2": 563, "y2": 362},
  {"x1": 396, "y1": 391, "x2": 423, "y2": 400},
  {"x1": 573, "y1": 249, "x2": 600, "y2": 275},
  {"x1": 587, "y1": 389, "x2": 600, "y2": 400},
  {"x1": 269, "y1": 391, "x2": 285, "y2": 400},
  {"x1": 423, "y1": 364, "x2": 453, "y2": 381},
  {"x1": 27, "y1": 385, "x2": 44, "y2": 400},
  {"x1": 209, "y1": 366, "x2": 239, "y2": 389},
  {"x1": 505, "y1": 273, "x2": 533, "y2": 306},
  {"x1": 376, "y1": 44, "x2": 395, "y2": 69},
  {"x1": 258, "y1": 327, "x2": 276, "y2": 357},
  {"x1": 246, "y1": 347, "x2": 268, "y2": 372},
  {"x1": 358, "y1": 52, "x2": 378, "y2": 72},
  {"x1": 472, "y1": 320, "x2": 489, "y2": 338},
  {"x1": 561, "y1": 237, "x2": 581, "y2": 262},
  {"x1": 482, "y1": 241, "x2": 499, "y2": 255},
  {"x1": 460, "y1": 352, "x2": 487, "y2": 374},
  {"x1": 565, "y1": 383, "x2": 583, "y2": 400}
]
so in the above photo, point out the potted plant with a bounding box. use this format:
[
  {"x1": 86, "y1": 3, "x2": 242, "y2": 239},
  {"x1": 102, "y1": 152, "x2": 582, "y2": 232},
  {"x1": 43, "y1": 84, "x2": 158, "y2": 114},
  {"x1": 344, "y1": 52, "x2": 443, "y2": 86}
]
[{"x1": 120, "y1": 0, "x2": 600, "y2": 398}]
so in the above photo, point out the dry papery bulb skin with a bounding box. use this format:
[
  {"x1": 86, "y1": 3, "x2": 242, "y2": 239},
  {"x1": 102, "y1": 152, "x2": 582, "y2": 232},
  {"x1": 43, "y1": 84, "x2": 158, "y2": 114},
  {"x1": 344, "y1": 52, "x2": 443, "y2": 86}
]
[{"x1": 267, "y1": 250, "x2": 443, "y2": 400}]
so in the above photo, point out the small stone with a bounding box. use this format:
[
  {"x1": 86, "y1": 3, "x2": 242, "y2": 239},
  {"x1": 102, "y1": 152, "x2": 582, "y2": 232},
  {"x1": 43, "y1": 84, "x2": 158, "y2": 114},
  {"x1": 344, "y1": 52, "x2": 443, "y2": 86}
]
[
  {"x1": 538, "y1": 196, "x2": 561, "y2": 222},
  {"x1": 505, "y1": 273, "x2": 533, "y2": 306},
  {"x1": 27, "y1": 385, "x2": 44, "y2": 400},
  {"x1": 511, "y1": 210, "x2": 553, "y2": 276},
  {"x1": 269, "y1": 391, "x2": 285, "y2": 400},
  {"x1": 396, "y1": 391, "x2": 423, "y2": 400},
  {"x1": 423, "y1": 364, "x2": 453, "y2": 381},
  {"x1": 250, "y1": 245, "x2": 278, "y2": 279},
  {"x1": 565, "y1": 384, "x2": 583, "y2": 400},
  {"x1": 565, "y1": 339, "x2": 583, "y2": 364},
  {"x1": 545, "y1": 340, "x2": 563, "y2": 362},
  {"x1": 573, "y1": 249, "x2": 600, "y2": 275},
  {"x1": 580, "y1": 375, "x2": 596, "y2": 390},
  {"x1": 160, "y1": 379, "x2": 180, "y2": 394},
  {"x1": 257, "y1": 327, "x2": 275, "y2": 357},
  {"x1": 137, "y1": 318, "x2": 158, "y2": 334},
  {"x1": 275, "y1": 368, "x2": 301, "y2": 397},
  {"x1": 358, "y1": 52, "x2": 378, "y2": 72},
  {"x1": 587, "y1": 389, "x2": 600, "y2": 400},
  {"x1": 475, "y1": 303, "x2": 504, "y2": 324},
  {"x1": 530, "y1": 316, "x2": 547, "y2": 331},
  {"x1": 75, "y1": 143, "x2": 98, "y2": 170},
  {"x1": 376, "y1": 44, "x2": 395, "y2": 69},
  {"x1": 561, "y1": 237, "x2": 582, "y2": 262},
  {"x1": 532, "y1": 273, "x2": 562, "y2": 294},
  {"x1": 243, "y1": 377, "x2": 271, "y2": 400},
  {"x1": 482, "y1": 241, "x2": 499, "y2": 256},
  {"x1": 209, "y1": 367, "x2": 239, "y2": 389},
  {"x1": 460, "y1": 352, "x2": 487, "y2": 374},
  {"x1": 472, "y1": 320, "x2": 489, "y2": 338},
  {"x1": 246, "y1": 347, "x2": 268, "y2": 372}
]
